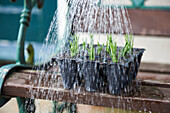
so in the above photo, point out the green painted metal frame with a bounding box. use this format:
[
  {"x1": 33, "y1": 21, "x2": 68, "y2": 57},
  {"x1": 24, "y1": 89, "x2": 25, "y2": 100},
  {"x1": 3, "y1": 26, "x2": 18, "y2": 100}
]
[
  {"x1": 0, "y1": 64, "x2": 32, "y2": 109},
  {"x1": 16, "y1": 0, "x2": 44, "y2": 64},
  {"x1": 129, "y1": 0, "x2": 170, "y2": 10},
  {"x1": 0, "y1": 0, "x2": 44, "y2": 113},
  {"x1": 15, "y1": 0, "x2": 44, "y2": 113},
  {"x1": 98, "y1": 0, "x2": 170, "y2": 10},
  {"x1": 130, "y1": 0, "x2": 146, "y2": 8},
  {"x1": 0, "y1": 0, "x2": 74, "y2": 112}
]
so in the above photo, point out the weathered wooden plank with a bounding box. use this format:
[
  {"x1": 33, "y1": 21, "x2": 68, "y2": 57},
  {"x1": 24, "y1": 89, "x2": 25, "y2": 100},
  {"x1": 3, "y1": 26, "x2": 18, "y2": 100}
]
[
  {"x1": 139, "y1": 79, "x2": 170, "y2": 88},
  {"x1": 17, "y1": 62, "x2": 170, "y2": 85},
  {"x1": 137, "y1": 72, "x2": 170, "y2": 83},
  {"x1": 73, "y1": 7, "x2": 170, "y2": 36},
  {"x1": 15, "y1": 69, "x2": 170, "y2": 87},
  {"x1": 1, "y1": 72, "x2": 170, "y2": 113},
  {"x1": 19, "y1": 62, "x2": 170, "y2": 74},
  {"x1": 16, "y1": 62, "x2": 170, "y2": 86},
  {"x1": 139, "y1": 62, "x2": 170, "y2": 74},
  {"x1": 128, "y1": 9, "x2": 170, "y2": 36}
]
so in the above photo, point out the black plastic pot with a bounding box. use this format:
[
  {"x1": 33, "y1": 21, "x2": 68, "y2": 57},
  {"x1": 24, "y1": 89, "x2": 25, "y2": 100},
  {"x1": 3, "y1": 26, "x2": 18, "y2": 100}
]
[
  {"x1": 99, "y1": 61, "x2": 132, "y2": 95},
  {"x1": 98, "y1": 62, "x2": 108, "y2": 91},
  {"x1": 106, "y1": 63, "x2": 122, "y2": 95},
  {"x1": 52, "y1": 47, "x2": 145, "y2": 95},
  {"x1": 128, "y1": 48, "x2": 145, "y2": 82},
  {"x1": 77, "y1": 60, "x2": 84, "y2": 86},
  {"x1": 99, "y1": 48, "x2": 145, "y2": 95},
  {"x1": 82, "y1": 61, "x2": 99, "y2": 92},
  {"x1": 119, "y1": 63, "x2": 129, "y2": 89},
  {"x1": 133, "y1": 50, "x2": 144, "y2": 79},
  {"x1": 57, "y1": 59, "x2": 77, "y2": 89}
]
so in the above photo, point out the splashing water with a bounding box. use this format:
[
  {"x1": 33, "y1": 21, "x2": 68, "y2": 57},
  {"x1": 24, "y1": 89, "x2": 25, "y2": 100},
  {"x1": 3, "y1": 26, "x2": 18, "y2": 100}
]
[{"x1": 27, "y1": 0, "x2": 147, "y2": 113}]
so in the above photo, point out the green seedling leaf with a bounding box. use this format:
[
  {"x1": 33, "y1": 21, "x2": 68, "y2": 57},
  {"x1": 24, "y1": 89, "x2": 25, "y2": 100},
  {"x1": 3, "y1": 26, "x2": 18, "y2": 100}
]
[
  {"x1": 97, "y1": 42, "x2": 104, "y2": 56},
  {"x1": 106, "y1": 34, "x2": 119, "y2": 63},
  {"x1": 109, "y1": 41, "x2": 117, "y2": 63},
  {"x1": 69, "y1": 34, "x2": 79, "y2": 58},
  {"x1": 121, "y1": 33, "x2": 134, "y2": 57},
  {"x1": 82, "y1": 41, "x2": 86, "y2": 51},
  {"x1": 88, "y1": 34, "x2": 95, "y2": 61}
]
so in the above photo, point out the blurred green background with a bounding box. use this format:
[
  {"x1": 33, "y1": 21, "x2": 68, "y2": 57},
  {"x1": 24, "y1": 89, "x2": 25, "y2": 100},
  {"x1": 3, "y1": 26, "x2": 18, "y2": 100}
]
[
  {"x1": 0, "y1": 0, "x2": 57, "y2": 42},
  {"x1": 0, "y1": 0, "x2": 57, "y2": 63}
]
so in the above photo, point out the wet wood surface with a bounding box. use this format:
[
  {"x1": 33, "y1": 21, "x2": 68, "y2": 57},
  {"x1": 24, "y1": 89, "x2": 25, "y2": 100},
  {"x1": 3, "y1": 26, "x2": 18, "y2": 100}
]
[
  {"x1": 73, "y1": 7, "x2": 170, "y2": 36},
  {"x1": 1, "y1": 64, "x2": 170, "y2": 113},
  {"x1": 140, "y1": 62, "x2": 170, "y2": 74},
  {"x1": 128, "y1": 9, "x2": 170, "y2": 37}
]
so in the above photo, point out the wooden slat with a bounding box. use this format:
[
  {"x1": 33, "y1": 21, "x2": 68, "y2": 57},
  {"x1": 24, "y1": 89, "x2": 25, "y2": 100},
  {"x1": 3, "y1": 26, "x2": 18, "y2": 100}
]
[
  {"x1": 1, "y1": 71, "x2": 170, "y2": 113},
  {"x1": 73, "y1": 6, "x2": 170, "y2": 36},
  {"x1": 19, "y1": 62, "x2": 170, "y2": 74},
  {"x1": 128, "y1": 9, "x2": 170, "y2": 36},
  {"x1": 139, "y1": 62, "x2": 170, "y2": 74},
  {"x1": 17, "y1": 62, "x2": 170, "y2": 84},
  {"x1": 139, "y1": 79, "x2": 170, "y2": 88},
  {"x1": 137, "y1": 72, "x2": 170, "y2": 82}
]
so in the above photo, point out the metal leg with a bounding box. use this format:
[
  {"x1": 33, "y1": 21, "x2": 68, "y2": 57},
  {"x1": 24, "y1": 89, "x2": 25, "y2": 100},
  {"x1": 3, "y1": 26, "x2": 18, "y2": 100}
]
[
  {"x1": 53, "y1": 101, "x2": 57, "y2": 113},
  {"x1": 68, "y1": 103, "x2": 77, "y2": 113},
  {"x1": 53, "y1": 102, "x2": 72, "y2": 113},
  {"x1": 17, "y1": 97, "x2": 36, "y2": 113},
  {"x1": 52, "y1": 102, "x2": 77, "y2": 113},
  {"x1": 17, "y1": 97, "x2": 26, "y2": 113}
]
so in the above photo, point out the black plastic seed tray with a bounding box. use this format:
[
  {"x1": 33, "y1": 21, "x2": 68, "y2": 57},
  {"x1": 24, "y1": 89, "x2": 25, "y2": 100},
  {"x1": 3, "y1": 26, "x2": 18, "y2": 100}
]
[{"x1": 52, "y1": 47, "x2": 145, "y2": 95}]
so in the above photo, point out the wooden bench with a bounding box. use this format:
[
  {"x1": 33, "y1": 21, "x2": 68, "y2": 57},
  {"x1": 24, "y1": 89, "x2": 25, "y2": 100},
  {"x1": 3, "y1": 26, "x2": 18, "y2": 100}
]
[
  {"x1": 1, "y1": 0, "x2": 170, "y2": 113},
  {"x1": 1, "y1": 63, "x2": 170, "y2": 113}
]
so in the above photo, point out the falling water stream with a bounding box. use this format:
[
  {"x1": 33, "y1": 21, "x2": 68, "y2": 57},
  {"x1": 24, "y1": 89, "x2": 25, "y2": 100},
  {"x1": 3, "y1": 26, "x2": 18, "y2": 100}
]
[{"x1": 27, "y1": 0, "x2": 149, "y2": 113}]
